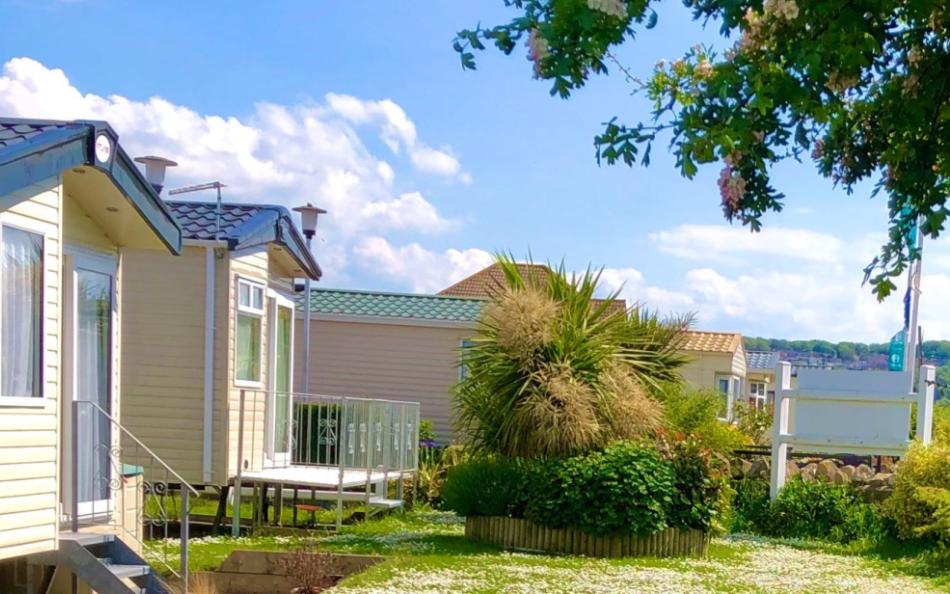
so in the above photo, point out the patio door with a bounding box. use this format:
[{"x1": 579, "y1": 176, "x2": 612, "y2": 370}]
[
  {"x1": 265, "y1": 292, "x2": 294, "y2": 467},
  {"x1": 63, "y1": 249, "x2": 117, "y2": 520}
]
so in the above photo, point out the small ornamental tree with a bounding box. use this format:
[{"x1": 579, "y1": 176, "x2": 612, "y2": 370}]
[
  {"x1": 454, "y1": 255, "x2": 691, "y2": 458},
  {"x1": 453, "y1": 1, "x2": 949, "y2": 298}
]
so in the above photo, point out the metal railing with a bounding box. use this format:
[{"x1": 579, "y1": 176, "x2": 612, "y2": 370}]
[
  {"x1": 70, "y1": 400, "x2": 199, "y2": 592},
  {"x1": 233, "y1": 390, "x2": 421, "y2": 530}
]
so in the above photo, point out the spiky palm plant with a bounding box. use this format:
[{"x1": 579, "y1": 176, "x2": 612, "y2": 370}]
[{"x1": 454, "y1": 255, "x2": 691, "y2": 459}]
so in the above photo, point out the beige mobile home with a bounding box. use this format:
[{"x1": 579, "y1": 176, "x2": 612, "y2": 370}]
[
  {"x1": 0, "y1": 118, "x2": 189, "y2": 594},
  {"x1": 297, "y1": 289, "x2": 482, "y2": 442},
  {"x1": 120, "y1": 201, "x2": 322, "y2": 490},
  {"x1": 679, "y1": 330, "x2": 748, "y2": 420}
]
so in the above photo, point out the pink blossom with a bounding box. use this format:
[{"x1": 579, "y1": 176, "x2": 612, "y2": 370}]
[{"x1": 526, "y1": 29, "x2": 550, "y2": 77}]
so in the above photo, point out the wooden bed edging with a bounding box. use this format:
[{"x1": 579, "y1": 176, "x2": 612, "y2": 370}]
[{"x1": 464, "y1": 516, "x2": 709, "y2": 558}]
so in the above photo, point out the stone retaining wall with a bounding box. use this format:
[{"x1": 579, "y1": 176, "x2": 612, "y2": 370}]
[{"x1": 735, "y1": 457, "x2": 895, "y2": 501}]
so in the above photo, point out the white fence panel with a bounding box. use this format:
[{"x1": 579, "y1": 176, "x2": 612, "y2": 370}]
[{"x1": 770, "y1": 362, "x2": 935, "y2": 499}]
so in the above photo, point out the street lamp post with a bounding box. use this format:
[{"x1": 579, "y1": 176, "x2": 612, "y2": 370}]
[{"x1": 293, "y1": 203, "x2": 326, "y2": 395}]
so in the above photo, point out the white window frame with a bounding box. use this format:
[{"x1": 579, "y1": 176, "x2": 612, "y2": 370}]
[
  {"x1": 234, "y1": 277, "x2": 266, "y2": 387},
  {"x1": 715, "y1": 373, "x2": 738, "y2": 422},
  {"x1": 0, "y1": 220, "x2": 49, "y2": 408},
  {"x1": 265, "y1": 289, "x2": 295, "y2": 467}
]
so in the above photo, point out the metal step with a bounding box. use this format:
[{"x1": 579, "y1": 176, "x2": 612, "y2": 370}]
[
  {"x1": 106, "y1": 563, "x2": 151, "y2": 579},
  {"x1": 368, "y1": 497, "x2": 403, "y2": 509}
]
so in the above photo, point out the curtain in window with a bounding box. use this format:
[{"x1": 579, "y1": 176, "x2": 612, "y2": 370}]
[
  {"x1": 236, "y1": 314, "x2": 261, "y2": 381},
  {"x1": 1, "y1": 227, "x2": 42, "y2": 398}
]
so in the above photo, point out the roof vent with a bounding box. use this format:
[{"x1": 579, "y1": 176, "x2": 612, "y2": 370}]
[{"x1": 134, "y1": 155, "x2": 177, "y2": 195}]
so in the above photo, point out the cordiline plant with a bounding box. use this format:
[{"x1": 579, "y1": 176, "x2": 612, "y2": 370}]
[{"x1": 454, "y1": 254, "x2": 691, "y2": 459}]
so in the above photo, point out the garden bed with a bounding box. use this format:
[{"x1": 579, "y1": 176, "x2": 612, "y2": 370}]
[
  {"x1": 194, "y1": 549, "x2": 383, "y2": 594},
  {"x1": 465, "y1": 516, "x2": 709, "y2": 558}
]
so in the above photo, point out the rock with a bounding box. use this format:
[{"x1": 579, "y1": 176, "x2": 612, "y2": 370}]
[
  {"x1": 880, "y1": 456, "x2": 896, "y2": 473},
  {"x1": 801, "y1": 463, "x2": 818, "y2": 482},
  {"x1": 734, "y1": 459, "x2": 752, "y2": 479},
  {"x1": 816, "y1": 459, "x2": 839, "y2": 483},
  {"x1": 786, "y1": 460, "x2": 800, "y2": 478},
  {"x1": 839, "y1": 465, "x2": 856, "y2": 482},
  {"x1": 749, "y1": 459, "x2": 770, "y2": 480},
  {"x1": 853, "y1": 464, "x2": 874, "y2": 483},
  {"x1": 869, "y1": 472, "x2": 891, "y2": 489}
]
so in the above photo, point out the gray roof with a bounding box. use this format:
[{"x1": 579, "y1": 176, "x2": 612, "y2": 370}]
[
  {"x1": 747, "y1": 351, "x2": 779, "y2": 370},
  {"x1": 0, "y1": 119, "x2": 80, "y2": 149},
  {"x1": 166, "y1": 200, "x2": 321, "y2": 280},
  {"x1": 301, "y1": 288, "x2": 484, "y2": 323},
  {"x1": 0, "y1": 117, "x2": 182, "y2": 254}
]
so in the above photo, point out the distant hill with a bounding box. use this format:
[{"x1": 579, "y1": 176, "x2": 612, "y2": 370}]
[{"x1": 742, "y1": 337, "x2": 950, "y2": 372}]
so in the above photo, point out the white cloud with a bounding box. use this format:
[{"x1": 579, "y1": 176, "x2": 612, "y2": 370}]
[
  {"x1": 353, "y1": 236, "x2": 493, "y2": 293},
  {"x1": 650, "y1": 224, "x2": 847, "y2": 264},
  {"x1": 359, "y1": 192, "x2": 457, "y2": 233},
  {"x1": 0, "y1": 57, "x2": 473, "y2": 287},
  {"x1": 326, "y1": 92, "x2": 470, "y2": 183}
]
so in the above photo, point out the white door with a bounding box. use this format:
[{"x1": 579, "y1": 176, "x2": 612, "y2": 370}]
[
  {"x1": 265, "y1": 292, "x2": 294, "y2": 467},
  {"x1": 64, "y1": 250, "x2": 117, "y2": 520}
]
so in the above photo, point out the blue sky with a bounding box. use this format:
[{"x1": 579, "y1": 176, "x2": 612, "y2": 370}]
[{"x1": 1, "y1": 0, "x2": 947, "y2": 341}]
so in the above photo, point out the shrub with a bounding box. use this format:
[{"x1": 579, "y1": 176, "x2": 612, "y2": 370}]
[
  {"x1": 730, "y1": 479, "x2": 771, "y2": 533},
  {"x1": 410, "y1": 444, "x2": 468, "y2": 508},
  {"x1": 525, "y1": 442, "x2": 676, "y2": 536},
  {"x1": 454, "y1": 255, "x2": 689, "y2": 459},
  {"x1": 660, "y1": 433, "x2": 728, "y2": 531},
  {"x1": 441, "y1": 457, "x2": 529, "y2": 518},
  {"x1": 884, "y1": 441, "x2": 950, "y2": 541},
  {"x1": 656, "y1": 384, "x2": 750, "y2": 456},
  {"x1": 746, "y1": 476, "x2": 885, "y2": 543},
  {"x1": 733, "y1": 401, "x2": 773, "y2": 445}
]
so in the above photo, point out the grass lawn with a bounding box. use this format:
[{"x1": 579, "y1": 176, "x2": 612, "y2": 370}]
[{"x1": 145, "y1": 510, "x2": 950, "y2": 593}]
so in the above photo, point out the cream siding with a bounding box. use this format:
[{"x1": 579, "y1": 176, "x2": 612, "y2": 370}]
[
  {"x1": 0, "y1": 177, "x2": 61, "y2": 561},
  {"x1": 225, "y1": 248, "x2": 271, "y2": 479},
  {"x1": 119, "y1": 247, "x2": 207, "y2": 484},
  {"x1": 298, "y1": 318, "x2": 473, "y2": 442},
  {"x1": 680, "y1": 352, "x2": 740, "y2": 391}
]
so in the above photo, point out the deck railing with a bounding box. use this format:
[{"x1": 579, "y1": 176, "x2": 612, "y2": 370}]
[
  {"x1": 69, "y1": 400, "x2": 199, "y2": 592},
  {"x1": 234, "y1": 390, "x2": 421, "y2": 529}
]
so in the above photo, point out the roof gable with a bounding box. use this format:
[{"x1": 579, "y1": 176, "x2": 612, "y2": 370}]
[
  {"x1": 0, "y1": 117, "x2": 182, "y2": 254},
  {"x1": 167, "y1": 200, "x2": 321, "y2": 280},
  {"x1": 682, "y1": 331, "x2": 743, "y2": 354},
  {"x1": 439, "y1": 262, "x2": 550, "y2": 298}
]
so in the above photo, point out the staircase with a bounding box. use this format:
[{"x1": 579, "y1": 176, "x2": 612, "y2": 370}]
[
  {"x1": 34, "y1": 399, "x2": 198, "y2": 593},
  {"x1": 28, "y1": 532, "x2": 171, "y2": 594}
]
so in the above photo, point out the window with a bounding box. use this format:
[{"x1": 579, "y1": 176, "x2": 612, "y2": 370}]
[
  {"x1": 715, "y1": 374, "x2": 738, "y2": 421},
  {"x1": 235, "y1": 279, "x2": 265, "y2": 384},
  {"x1": 1, "y1": 226, "x2": 43, "y2": 399}
]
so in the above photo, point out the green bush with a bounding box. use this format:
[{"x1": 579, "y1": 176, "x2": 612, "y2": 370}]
[
  {"x1": 884, "y1": 441, "x2": 950, "y2": 541},
  {"x1": 730, "y1": 479, "x2": 770, "y2": 533},
  {"x1": 733, "y1": 476, "x2": 885, "y2": 544},
  {"x1": 655, "y1": 384, "x2": 750, "y2": 456},
  {"x1": 661, "y1": 434, "x2": 727, "y2": 531},
  {"x1": 525, "y1": 442, "x2": 676, "y2": 536},
  {"x1": 410, "y1": 444, "x2": 468, "y2": 508},
  {"x1": 441, "y1": 457, "x2": 529, "y2": 518}
]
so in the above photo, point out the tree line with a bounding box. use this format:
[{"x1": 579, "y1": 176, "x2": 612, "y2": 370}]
[{"x1": 743, "y1": 337, "x2": 950, "y2": 366}]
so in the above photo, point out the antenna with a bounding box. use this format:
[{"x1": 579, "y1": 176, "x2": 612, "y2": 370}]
[{"x1": 168, "y1": 181, "x2": 227, "y2": 240}]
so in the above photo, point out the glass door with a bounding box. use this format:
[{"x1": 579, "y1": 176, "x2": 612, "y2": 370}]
[
  {"x1": 266, "y1": 293, "x2": 294, "y2": 467},
  {"x1": 66, "y1": 251, "x2": 116, "y2": 520}
]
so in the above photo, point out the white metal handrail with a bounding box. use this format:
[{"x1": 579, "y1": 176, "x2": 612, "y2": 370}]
[{"x1": 71, "y1": 400, "x2": 198, "y2": 592}]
